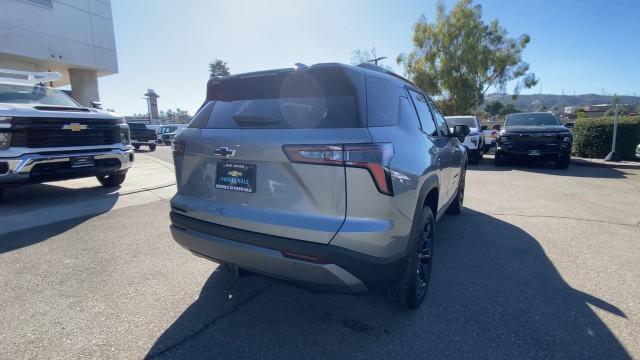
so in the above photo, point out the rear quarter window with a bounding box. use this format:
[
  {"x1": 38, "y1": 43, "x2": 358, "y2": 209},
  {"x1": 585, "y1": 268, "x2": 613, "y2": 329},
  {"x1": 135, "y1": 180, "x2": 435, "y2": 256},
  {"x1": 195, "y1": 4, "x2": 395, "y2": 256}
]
[{"x1": 366, "y1": 75, "x2": 404, "y2": 127}]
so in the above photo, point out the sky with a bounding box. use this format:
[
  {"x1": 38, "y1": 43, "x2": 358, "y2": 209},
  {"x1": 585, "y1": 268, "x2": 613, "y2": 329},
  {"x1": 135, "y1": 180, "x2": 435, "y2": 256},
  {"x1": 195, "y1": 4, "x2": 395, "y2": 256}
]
[{"x1": 99, "y1": 0, "x2": 640, "y2": 116}]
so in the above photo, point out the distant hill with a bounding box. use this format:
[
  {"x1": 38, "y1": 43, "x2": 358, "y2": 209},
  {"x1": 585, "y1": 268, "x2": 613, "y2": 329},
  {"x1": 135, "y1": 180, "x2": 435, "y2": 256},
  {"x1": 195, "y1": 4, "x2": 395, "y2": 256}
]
[{"x1": 481, "y1": 93, "x2": 640, "y2": 112}]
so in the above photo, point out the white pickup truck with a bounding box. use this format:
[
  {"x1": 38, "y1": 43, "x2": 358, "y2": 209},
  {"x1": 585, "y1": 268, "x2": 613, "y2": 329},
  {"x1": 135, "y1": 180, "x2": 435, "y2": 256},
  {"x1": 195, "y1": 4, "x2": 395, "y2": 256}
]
[{"x1": 0, "y1": 69, "x2": 134, "y2": 200}]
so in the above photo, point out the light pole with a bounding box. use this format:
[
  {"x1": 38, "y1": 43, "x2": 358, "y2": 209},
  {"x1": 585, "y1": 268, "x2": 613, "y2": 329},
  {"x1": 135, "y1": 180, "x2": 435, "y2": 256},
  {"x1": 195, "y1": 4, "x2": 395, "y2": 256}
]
[
  {"x1": 367, "y1": 56, "x2": 387, "y2": 66},
  {"x1": 604, "y1": 103, "x2": 620, "y2": 162}
]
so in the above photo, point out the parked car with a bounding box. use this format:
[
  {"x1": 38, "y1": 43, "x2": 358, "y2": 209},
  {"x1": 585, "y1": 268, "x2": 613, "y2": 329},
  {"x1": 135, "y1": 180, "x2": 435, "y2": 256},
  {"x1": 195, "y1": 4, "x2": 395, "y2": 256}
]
[
  {"x1": 145, "y1": 124, "x2": 163, "y2": 144},
  {"x1": 481, "y1": 124, "x2": 500, "y2": 152},
  {"x1": 169, "y1": 63, "x2": 469, "y2": 309},
  {"x1": 445, "y1": 115, "x2": 484, "y2": 164},
  {"x1": 128, "y1": 122, "x2": 157, "y2": 151},
  {"x1": 636, "y1": 144, "x2": 640, "y2": 159},
  {"x1": 495, "y1": 112, "x2": 572, "y2": 169},
  {"x1": 159, "y1": 124, "x2": 187, "y2": 145},
  {"x1": 0, "y1": 69, "x2": 134, "y2": 200}
]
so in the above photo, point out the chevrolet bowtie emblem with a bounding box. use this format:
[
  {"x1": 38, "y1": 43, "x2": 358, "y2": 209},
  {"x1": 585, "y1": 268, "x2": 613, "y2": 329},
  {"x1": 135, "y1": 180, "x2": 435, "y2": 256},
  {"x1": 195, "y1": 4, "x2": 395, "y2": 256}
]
[
  {"x1": 63, "y1": 123, "x2": 88, "y2": 131},
  {"x1": 228, "y1": 171, "x2": 243, "y2": 177}
]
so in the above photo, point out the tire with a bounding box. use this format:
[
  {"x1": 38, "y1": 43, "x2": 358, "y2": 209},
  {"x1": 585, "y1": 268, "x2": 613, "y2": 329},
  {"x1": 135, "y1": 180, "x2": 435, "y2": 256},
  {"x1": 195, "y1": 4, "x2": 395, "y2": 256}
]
[
  {"x1": 468, "y1": 151, "x2": 479, "y2": 165},
  {"x1": 446, "y1": 167, "x2": 465, "y2": 215},
  {"x1": 555, "y1": 156, "x2": 570, "y2": 169},
  {"x1": 148, "y1": 144, "x2": 157, "y2": 152},
  {"x1": 468, "y1": 150, "x2": 482, "y2": 165},
  {"x1": 133, "y1": 144, "x2": 140, "y2": 151},
  {"x1": 97, "y1": 170, "x2": 127, "y2": 187},
  {"x1": 494, "y1": 152, "x2": 506, "y2": 166},
  {"x1": 393, "y1": 206, "x2": 435, "y2": 310}
]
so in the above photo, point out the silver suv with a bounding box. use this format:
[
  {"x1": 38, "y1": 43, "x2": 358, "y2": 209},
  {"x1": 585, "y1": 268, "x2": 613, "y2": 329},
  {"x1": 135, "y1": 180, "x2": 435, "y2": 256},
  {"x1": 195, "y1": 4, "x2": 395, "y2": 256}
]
[{"x1": 170, "y1": 63, "x2": 468, "y2": 309}]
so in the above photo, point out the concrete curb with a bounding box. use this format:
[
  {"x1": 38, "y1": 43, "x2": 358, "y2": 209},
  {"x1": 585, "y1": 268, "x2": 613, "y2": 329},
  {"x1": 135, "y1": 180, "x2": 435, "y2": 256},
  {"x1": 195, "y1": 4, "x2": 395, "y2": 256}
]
[{"x1": 571, "y1": 158, "x2": 640, "y2": 170}]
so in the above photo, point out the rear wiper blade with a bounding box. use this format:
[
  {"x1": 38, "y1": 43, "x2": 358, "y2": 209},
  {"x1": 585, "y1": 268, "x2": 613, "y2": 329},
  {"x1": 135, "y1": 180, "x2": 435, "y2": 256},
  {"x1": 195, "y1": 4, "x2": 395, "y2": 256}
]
[{"x1": 232, "y1": 115, "x2": 280, "y2": 127}]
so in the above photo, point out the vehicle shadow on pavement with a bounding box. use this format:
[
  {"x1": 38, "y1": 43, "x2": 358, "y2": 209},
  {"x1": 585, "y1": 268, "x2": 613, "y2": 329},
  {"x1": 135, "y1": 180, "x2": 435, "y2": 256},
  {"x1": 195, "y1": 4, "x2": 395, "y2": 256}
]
[
  {"x1": 0, "y1": 184, "x2": 119, "y2": 253},
  {"x1": 471, "y1": 160, "x2": 630, "y2": 179},
  {"x1": 146, "y1": 209, "x2": 630, "y2": 359}
]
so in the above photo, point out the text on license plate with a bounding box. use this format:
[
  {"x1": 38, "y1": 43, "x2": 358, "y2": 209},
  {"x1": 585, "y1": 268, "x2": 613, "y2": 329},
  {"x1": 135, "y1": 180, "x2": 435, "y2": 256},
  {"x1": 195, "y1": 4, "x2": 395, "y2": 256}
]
[{"x1": 215, "y1": 162, "x2": 256, "y2": 193}]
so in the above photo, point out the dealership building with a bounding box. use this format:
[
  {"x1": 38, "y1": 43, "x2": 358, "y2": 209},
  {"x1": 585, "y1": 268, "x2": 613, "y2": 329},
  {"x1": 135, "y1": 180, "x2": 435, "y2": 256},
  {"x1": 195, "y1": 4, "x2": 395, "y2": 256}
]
[{"x1": 0, "y1": 0, "x2": 117, "y2": 107}]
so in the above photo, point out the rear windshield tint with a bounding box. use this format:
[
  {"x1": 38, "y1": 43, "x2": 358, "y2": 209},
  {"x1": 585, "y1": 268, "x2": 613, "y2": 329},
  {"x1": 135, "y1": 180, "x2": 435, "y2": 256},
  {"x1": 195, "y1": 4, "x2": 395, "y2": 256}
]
[{"x1": 205, "y1": 68, "x2": 362, "y2": 129}]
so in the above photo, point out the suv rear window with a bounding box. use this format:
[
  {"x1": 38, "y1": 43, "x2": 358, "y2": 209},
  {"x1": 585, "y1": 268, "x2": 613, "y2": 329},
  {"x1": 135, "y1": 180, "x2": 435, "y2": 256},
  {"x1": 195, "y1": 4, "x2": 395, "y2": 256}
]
[{"x1": 205, "y1": 68, "x2": 362, "y2": 129}]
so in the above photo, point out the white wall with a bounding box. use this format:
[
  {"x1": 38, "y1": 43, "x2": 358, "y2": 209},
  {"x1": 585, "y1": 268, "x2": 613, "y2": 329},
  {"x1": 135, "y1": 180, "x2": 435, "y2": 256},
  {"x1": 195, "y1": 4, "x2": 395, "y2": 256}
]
[{"x1": 0, "y1": 0, "x2": 118, "y2": 85}]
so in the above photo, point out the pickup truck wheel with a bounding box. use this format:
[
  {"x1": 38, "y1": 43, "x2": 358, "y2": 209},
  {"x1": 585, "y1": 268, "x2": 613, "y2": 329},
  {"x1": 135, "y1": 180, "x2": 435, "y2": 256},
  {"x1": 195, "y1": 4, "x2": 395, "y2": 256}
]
[
  {"x1": 97, "y1": 171, "x2": 127, "y2": 187},
  {"x1": 393, "y1": 206, "x2": 434, "y2": 310},
  {"x1": 148, "y1": 144, "x2": 157, "y2": 152},
  {"x1": 446, "y1": 168, "x2": 465, "y2": 215}
]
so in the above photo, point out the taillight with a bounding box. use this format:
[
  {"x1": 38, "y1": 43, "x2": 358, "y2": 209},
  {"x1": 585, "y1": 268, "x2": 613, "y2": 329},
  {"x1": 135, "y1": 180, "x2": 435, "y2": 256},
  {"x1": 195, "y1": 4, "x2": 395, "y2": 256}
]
[
  {"x1": 173, "y1": 139, "x2": 185, "y2": 155},
  {"x1": 283, "y1": 143, "x2": 394, "y2": 196}
]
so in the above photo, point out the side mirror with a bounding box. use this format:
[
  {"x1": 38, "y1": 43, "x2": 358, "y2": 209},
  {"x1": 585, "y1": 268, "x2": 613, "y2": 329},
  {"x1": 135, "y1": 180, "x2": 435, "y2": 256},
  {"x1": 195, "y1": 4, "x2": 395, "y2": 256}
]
[
  {"x1": 480, "y1": 125, "x2": 488, "y2": 131},
  {"x1": 452, "y1": 124, "x2": 470, "y2": 142},
  {"x1": 91, "y1": 101, "x2": 103, "y2": 109}
]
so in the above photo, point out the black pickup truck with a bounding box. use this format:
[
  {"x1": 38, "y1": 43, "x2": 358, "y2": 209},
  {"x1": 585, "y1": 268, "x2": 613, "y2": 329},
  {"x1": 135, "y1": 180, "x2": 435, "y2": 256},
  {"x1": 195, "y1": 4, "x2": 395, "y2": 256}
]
[
  {"x1": 128, "y1": 123, "x2": 157, "y2": 151},
  {"x1": 495, "y1": 112, "x2": 572, "y2": 169}
]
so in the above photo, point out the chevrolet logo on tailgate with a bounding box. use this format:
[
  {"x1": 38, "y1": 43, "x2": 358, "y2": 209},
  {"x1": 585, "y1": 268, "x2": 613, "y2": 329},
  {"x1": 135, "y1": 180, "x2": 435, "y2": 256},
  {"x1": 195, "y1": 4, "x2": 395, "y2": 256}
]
[{"x1": 62, "y1": 123, "x2": 88, "y2": 131}]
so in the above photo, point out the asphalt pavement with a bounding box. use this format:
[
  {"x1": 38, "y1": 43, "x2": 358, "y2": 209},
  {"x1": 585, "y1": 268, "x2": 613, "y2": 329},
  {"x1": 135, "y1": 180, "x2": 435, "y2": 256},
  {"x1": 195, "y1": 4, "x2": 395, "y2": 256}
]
[
  {"x1": 141, "y1": 145, "x2": 174, "y2": 166},
  {"x1": 1, "y1": 158, "x2": 639, "y2": 359}
]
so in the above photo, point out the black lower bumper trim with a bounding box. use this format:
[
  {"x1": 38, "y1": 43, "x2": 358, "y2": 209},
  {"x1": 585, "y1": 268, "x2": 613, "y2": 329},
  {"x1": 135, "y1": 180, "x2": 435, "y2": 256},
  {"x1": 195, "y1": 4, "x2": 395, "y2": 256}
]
[{"x1": 170, "y1": 211, "x2": 408, "y2": 292}]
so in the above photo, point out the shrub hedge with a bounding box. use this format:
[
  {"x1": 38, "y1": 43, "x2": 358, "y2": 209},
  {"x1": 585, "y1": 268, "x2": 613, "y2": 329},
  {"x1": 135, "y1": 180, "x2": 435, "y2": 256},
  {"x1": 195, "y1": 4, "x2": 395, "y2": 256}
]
[{"x1": 572, "y1": 116, "x2": 640, "y2": 160}]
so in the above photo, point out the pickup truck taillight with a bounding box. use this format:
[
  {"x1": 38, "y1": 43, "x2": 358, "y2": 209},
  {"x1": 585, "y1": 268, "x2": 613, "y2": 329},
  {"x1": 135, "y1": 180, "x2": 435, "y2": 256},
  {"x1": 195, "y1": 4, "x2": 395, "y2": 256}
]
[{"x1": 283, "y1": 143, "x2": 394, "y2": 195}]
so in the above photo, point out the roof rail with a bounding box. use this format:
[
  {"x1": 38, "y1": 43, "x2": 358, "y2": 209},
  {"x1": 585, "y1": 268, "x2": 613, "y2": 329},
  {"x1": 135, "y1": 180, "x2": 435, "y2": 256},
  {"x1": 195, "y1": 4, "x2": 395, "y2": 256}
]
[
  {"x1": 0, "y1": 68, "x2": 61, "y2": 85},
  {"x1": 356, "y1": 63, "x2": 415, "y2": 86}
]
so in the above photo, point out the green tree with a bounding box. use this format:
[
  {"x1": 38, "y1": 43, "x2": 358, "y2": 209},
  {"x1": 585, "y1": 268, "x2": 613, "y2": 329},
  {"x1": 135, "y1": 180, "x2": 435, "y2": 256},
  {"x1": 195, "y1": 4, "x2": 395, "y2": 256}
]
[
  {"x1": 484, "y1": 100, "x2": 503, "y2": 119},
  {"x1": 209, "y1": 59, "x2": 230, "y2": 78},
  {"x1": 397, "y1": 0, "x2": 537, "y2": 115},
  {"x1": 498, "y1": 103, "x2": 521, "y2": 116}
]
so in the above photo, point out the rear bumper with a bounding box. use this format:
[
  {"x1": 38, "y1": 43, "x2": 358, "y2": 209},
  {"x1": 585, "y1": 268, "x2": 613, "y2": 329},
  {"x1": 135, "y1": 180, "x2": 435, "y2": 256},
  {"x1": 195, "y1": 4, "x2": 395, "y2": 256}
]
[
  {"x1": 0, "y1": 148, "x2": 134, "y2": 187},
  {"x1": 170, "y1": 211, "x2": 409, "y2": 294}
]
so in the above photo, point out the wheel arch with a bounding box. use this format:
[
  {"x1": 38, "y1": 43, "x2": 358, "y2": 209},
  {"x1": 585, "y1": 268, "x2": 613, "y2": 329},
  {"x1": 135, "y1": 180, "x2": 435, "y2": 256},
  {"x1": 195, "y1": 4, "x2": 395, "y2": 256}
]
[{"x1": 404, "y1": 174, "x2": 439, "y2": 254}]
